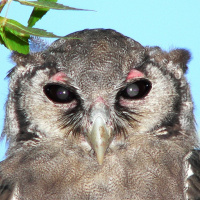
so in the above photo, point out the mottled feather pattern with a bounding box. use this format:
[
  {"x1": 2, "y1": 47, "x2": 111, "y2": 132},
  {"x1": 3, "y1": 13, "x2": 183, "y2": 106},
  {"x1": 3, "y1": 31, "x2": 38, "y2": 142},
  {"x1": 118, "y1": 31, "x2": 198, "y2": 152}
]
[{"x1": 0, "y1": 29, "x2": 199, "y2": 199}]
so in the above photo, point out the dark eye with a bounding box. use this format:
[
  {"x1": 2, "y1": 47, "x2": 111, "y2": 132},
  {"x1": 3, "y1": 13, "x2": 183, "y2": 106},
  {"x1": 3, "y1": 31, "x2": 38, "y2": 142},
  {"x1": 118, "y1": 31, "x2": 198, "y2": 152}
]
[
  {"x1": 44, "y1": 84, "x2": 76, "y2": 103},
  {"x1": 120, "y1": 80, "x2": 151, "y2": 99}
]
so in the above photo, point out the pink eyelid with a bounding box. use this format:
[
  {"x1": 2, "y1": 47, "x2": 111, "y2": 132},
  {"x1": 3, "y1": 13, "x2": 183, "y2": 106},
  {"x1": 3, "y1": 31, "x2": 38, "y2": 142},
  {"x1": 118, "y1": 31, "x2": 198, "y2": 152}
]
[
  {"x1": 51, "y1": 70, "x2": 144, "y2": 83},
  {"x1": 126, "y1": 69, "x2": 144, "y2": 81},
  {"x1": 51, "y1": 72, "x2": 67, "y2": 82}
]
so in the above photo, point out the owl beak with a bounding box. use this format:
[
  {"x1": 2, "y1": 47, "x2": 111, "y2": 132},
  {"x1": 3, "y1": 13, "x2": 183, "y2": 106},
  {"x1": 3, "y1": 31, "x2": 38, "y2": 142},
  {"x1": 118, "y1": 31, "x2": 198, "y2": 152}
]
[{"x1": 87, "y1": 114, "x2": 112, "y2": 165}]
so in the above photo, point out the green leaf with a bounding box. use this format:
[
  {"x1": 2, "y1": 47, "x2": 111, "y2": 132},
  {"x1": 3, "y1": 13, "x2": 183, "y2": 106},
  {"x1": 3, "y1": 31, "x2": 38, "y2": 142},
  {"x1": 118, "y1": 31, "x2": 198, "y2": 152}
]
[
  {"x1": 15, "y1": 0, "x2": 85, "y2": 10},
  {"x1": 28, "y1": 0, "x2": 57, "y2": 28},
  {"x1": 0, "y1": 16, "x2": 66, "y2": 54},
  {"x1": 0, "y1": 16, "x2": 62, "y2": 38},
  {"x1": 0, "y1": 29, "x2": 29, "y2": 54},
  {"x1": 0, "y1": 35, "x2": 6, "y2": 45}
]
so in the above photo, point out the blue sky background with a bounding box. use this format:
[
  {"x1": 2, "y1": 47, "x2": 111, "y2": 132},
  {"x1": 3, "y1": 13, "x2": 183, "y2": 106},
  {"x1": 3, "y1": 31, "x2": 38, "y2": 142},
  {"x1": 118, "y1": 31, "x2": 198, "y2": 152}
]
[{"x1": 0, "y1": 0, "x2": 200, "y2": 161}]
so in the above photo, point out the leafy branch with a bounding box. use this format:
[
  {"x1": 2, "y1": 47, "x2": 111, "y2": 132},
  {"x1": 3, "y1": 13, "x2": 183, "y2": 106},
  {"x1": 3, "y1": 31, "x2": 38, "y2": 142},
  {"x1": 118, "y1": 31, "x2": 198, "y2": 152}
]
[{"x1": 0, "y1": 0, "x2": 87, "y2": 54}]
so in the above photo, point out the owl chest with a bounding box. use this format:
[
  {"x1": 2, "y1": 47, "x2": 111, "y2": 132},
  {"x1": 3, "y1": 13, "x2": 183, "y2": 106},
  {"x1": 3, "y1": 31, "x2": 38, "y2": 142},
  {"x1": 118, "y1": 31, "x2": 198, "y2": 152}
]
[
  {"x1": 73, "y1": 148, "x2": 185, "y2": 200},
  {"x1": 31, "y1": 147, "x2": 184, "y2": 199},
  {"x1": 6, "y1": 140, "x2": 186, "y2": 200}
]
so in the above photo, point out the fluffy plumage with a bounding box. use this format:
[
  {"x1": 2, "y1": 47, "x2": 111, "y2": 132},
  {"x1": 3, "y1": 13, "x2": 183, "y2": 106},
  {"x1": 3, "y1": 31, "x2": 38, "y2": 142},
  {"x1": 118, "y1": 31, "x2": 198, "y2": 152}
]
[{"x1": 0, "y1": 29, "x2": 199, "y2": 199}]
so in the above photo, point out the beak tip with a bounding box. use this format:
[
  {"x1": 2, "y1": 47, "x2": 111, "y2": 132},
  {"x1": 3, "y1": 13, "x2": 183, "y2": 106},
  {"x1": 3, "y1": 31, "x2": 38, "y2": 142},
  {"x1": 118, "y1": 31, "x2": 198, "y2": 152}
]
[
  {"x1": 96, "y1": 150, "x2": 105, "y2": 165},
  {"x1": 97, "y1": 159, "x2": 103, "y2": 165},
  {"x1": 94, "y1": 144, "x2": 107, "y2": 165}
]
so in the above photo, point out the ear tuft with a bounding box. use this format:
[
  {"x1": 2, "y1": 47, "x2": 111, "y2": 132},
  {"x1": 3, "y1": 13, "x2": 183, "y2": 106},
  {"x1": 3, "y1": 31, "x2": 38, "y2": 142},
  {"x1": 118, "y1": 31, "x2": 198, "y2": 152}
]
[
  {"x1": 11, "y1": 51, "x2": 45, "y2": 70},
  {"x1": 8, "y1": 51, "x2": 46, "y2": 80},
  {"x1": 11, "y1": 52, "x2": 37, "y2": 66},
  {"x1": 168, "y1": 49, "x2": 191, "y2": 73}
]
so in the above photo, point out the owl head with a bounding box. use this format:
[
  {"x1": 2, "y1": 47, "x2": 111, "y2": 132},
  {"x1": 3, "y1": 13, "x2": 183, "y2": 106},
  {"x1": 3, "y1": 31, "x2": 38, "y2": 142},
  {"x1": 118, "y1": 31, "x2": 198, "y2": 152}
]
[{"x1": 3, "y1": 29, "x2": 196, "y2": 164}]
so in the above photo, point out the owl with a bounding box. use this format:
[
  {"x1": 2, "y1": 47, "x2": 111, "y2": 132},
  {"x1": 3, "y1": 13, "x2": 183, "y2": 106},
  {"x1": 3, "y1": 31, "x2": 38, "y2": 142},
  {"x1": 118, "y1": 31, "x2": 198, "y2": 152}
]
[{"x1": 0, "y1": 29, "x2": 199, "y2": 200}]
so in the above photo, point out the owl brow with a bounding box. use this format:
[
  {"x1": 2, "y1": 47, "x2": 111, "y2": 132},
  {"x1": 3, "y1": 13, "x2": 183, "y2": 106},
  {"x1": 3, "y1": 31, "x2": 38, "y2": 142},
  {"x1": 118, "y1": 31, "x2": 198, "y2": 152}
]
[
  {"x1": 133, "y1": 54, "x2": 150, "y2": 68},
  {"x1": 124, "y1": 56, "x2": 150, "y2": 82},
  {"x1": 133, "y1": 55, "x2": 159, "y2": 71}
]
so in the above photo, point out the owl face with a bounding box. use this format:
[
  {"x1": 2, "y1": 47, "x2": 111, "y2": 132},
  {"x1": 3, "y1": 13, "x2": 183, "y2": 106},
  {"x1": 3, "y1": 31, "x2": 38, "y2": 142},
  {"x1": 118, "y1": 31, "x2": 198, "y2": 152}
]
[{"x1": 7, "y1": 29, "x2": 190, "y2": 164}]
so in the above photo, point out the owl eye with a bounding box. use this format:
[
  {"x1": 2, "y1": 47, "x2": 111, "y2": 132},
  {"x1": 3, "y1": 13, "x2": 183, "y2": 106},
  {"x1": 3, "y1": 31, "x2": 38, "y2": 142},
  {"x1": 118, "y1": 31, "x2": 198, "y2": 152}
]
[
  {"x1": 44, "y1": 84, "x2": 76, "y2": 103},
  {"x1": 120, "y1": 80, "x2": 151, "y2": 99}
]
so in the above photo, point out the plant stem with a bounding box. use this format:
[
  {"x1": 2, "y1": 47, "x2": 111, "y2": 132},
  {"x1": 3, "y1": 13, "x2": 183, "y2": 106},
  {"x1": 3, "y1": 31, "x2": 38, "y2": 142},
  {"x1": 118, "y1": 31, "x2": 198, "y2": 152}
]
[
  {"x1": 5, "y1": 0, "x2": 13, "y2": 18},
  {"x1": 0, "y1": 0, "x2": 8, "y2": 13}
]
